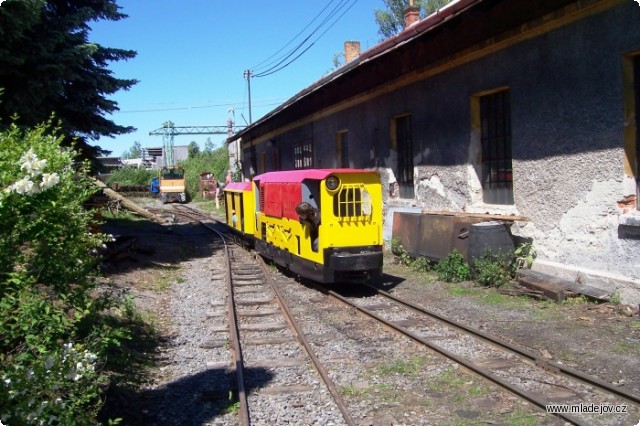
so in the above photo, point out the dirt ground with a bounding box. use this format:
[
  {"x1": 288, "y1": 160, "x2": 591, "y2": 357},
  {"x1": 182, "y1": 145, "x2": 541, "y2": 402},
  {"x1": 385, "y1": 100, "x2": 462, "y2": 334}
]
[{"x1": 381, "y1": 259, "x2": 640, "y2": 399}]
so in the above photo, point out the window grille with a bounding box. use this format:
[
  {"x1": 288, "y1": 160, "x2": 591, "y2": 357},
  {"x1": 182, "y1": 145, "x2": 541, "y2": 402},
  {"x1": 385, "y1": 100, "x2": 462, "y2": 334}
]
[
  {"x1": 333, "y1": 185, "x2": 372, "y2": 218},
  {"x1": 395, "y1": 115, "x2": 414, "y2": 199},
  {"x1": 480, "y1": 90, "x2": 514, "y2": 204},
  {"x1": 294, "y1": 141, "x2": 313, "y2": 169}
]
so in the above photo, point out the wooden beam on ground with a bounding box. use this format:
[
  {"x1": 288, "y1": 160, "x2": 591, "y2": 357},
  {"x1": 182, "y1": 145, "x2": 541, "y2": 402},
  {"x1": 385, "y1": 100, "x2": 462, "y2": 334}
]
[
  {"x1": 91, "y1": 179, "x2": 166, "y2": 224},
  {"x1": 516, "y1": 269, "x2": 611, "y2": 303}
]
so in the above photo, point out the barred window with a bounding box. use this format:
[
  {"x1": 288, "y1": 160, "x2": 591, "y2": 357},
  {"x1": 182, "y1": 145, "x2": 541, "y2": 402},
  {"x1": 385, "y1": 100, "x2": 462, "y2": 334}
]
[
  {"x1": 294, "y1": 141, "x2": 313, "y2": 169},
  {"x1": 480, "y1": 89, "x2": 514, "y2": 205}
]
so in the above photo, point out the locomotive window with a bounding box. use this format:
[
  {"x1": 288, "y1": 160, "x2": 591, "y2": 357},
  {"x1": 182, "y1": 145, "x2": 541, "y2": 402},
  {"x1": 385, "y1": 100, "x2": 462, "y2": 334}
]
[{"x1": 333, "y1": 185, "x2": 371, "y2": 218}]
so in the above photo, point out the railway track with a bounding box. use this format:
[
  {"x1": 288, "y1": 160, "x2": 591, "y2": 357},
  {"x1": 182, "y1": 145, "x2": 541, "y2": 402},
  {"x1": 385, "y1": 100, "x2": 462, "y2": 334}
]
[
  {"x1": 145, "y1": 203, "x2": 211, "y2": 223},
  {"x1": 154, "y1": 204, "x2": 640, "y2": 424},
  {"x1": 195, "y1": 216, "x2": 354, "y2": 425},
  {"x1": 303, "y1": 281, "x2": 640, "y2": 425}
]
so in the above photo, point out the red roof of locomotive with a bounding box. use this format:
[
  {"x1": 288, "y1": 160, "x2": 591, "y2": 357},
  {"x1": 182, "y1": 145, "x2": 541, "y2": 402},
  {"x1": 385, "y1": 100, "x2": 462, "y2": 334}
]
[
  {"x1": 225, "y1": 182, "x2": 252, "y2": 191},
  {"x1": 253, "y1": 168, "x2": 373, "y2": 184}
]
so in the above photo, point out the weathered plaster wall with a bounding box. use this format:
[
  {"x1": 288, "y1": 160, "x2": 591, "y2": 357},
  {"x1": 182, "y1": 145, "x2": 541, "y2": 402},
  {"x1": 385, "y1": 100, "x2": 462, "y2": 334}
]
[{"x1": 256, "y1": 2, "x2": 640, "y2": 303}]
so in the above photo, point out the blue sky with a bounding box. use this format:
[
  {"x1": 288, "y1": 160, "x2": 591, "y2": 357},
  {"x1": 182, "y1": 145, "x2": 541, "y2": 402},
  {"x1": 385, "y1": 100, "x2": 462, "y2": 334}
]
[{"x1": 89, "y1": 0, "x2": 385, "y2": 157}]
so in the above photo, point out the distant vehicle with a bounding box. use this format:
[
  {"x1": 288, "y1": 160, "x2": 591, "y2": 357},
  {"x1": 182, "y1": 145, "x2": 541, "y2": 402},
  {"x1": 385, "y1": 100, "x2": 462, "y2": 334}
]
[{"x1": 159, "y1": 166, "x2": 186, "y2": 203}]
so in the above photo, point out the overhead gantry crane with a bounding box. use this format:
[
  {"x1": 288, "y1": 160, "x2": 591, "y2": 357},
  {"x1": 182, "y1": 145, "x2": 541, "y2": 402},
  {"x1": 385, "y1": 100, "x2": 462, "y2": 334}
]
[{"x1": 149, "y1": 121, "x2": 244, "y2": 203}]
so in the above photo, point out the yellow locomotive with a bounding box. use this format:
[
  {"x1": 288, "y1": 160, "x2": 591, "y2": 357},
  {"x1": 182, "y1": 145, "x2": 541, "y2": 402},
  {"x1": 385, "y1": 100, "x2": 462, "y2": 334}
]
[
  {"x1": 224, "y1": 169, "x2": 383, "y2": 284},
  {"x1": 159, "y1": 166, "x2": 186, "y2": 203}
]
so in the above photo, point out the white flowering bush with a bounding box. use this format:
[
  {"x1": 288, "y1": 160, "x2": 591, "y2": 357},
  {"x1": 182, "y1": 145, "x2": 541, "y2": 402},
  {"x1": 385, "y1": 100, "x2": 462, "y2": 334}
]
[
  {"x1": 2, "y1": 343, "x2": 100, "y2": 425},
  {"x1": 0, "y1": 122, "x2": 128, "y2": 425},
  {"x1": 6, "y1": 148, "x2": 60, "y2": 195}
]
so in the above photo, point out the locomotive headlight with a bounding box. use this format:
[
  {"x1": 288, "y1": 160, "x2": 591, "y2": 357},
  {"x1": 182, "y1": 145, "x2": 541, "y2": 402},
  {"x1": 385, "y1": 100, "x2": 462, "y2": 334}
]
[{"x1": 326, "y1": 175, "x2": 340, "y2": 191}]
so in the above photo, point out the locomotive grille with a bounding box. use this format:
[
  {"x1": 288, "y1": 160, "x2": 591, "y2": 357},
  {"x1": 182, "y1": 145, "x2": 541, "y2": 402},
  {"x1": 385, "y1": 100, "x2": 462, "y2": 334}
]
[{"x1": 333, "y1": 185, "x2": 372, "y2": 219}]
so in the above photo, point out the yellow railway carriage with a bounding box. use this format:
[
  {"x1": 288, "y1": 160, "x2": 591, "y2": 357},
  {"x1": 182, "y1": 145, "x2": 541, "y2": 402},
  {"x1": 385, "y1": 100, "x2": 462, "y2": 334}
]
[
  {"x1": 223, "y1": 181, "x2": 255, "y2": 235},
  {"x1": 224, "y1": 169, "x2": 383, "y2": 284}
]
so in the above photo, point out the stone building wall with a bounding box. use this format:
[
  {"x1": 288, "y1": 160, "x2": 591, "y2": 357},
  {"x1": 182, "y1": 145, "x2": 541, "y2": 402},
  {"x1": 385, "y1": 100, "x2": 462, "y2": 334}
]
[{"x1": 243, "y1": 1, "x2": 640, "y2": 304}]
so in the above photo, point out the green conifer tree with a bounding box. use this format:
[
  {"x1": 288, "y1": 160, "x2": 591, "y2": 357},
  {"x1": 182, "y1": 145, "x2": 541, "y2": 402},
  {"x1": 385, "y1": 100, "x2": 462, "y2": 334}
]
[{"x1": 0, "y1": 0, "x2": 138, "y2": 161}]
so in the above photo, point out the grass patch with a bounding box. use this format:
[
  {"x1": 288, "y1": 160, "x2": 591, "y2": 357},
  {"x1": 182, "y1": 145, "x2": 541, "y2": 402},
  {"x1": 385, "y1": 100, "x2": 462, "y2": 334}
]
[
  {"x1": 503, "y1": 408, "x2": 543, "y2": 426},
  {"x1": 611, "y1": 340, "x2": 640, "y2": 354},
  {"x1": 156, "y1": 270, "x2": 181, "y2": 291},
  {"x1": 448, "y1": 284, "x2": 533, "y2": 310},
  {"x1": 341, "y1": 382, "x2": 396, "y2": 400},
  {"x1": 558, "y1": 351, "x2": 577, "y2": 362},
  {"x1": 192, "y1": 199, "x2": 226, "y2": 217},
  {"x1": 223, "y1": 400, "x2": 240, "y2": 414},
  {"x1": 481, "y1": 291, "x2": 530, "y2": 307},
  {"x1": 467, "y1": 384, "x2": 492, "y2": 397},
  {"x1": 448, "y1": 285, "x2": 483, "y2": 297},
  {"x1": 562, "y1": 295, "x2": 590, "y2": 305},
  {"x1": 376, "y1": 355, "x2": 428, "y2": 377},
  {"x1": 528, "y1": 301, "x2": 565, "y2": 320},
  {"x1": 429, "y1": 368, "x2": 468, "y2": 393}
]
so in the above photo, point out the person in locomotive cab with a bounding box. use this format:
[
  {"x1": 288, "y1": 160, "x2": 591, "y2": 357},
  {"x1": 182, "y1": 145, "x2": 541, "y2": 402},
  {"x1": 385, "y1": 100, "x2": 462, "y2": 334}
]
[
  {"x1": 231, "y1": 209, "x2": 237, "y2": 226},
  {"x1": 295, "y1": 202, "x2": 319, "y2": 251}
]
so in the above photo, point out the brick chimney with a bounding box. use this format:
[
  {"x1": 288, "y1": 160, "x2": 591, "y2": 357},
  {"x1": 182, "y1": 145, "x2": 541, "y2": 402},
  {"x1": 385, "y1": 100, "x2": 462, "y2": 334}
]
[
  {"x1": 344, "y1": 40, "x2": 361, "y2": 63},
  {"x1": 404, "y1": 0, "x2": 420, "y2": 27}
]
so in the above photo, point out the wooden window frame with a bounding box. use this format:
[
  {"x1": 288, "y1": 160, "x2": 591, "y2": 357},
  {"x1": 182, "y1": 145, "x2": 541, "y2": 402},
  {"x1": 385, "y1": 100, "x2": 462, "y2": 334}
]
[{"x1": 623, "y1": 52, "x2": 640, "y2": 211}]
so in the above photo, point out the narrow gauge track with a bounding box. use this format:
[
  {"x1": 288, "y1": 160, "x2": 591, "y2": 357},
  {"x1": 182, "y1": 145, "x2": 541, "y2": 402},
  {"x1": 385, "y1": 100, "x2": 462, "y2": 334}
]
[
  {"x1": 307, "y1": 281, "x2": 640, "y2": 425},
  {"x1": 146, "y1": 203, "x2": 210, "y2": 222},
  {"x1": 153, "y1": 205, "x2": 639, "y2": 424},
  {"x1": 170, "y1": 205, "x2": 354, "y2": 425}
]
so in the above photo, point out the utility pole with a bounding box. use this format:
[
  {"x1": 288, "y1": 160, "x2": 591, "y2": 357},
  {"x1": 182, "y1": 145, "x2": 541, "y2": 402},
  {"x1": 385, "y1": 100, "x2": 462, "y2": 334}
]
[{"x1": 244, "y1": 69, "x2": 253, "y2": 124}]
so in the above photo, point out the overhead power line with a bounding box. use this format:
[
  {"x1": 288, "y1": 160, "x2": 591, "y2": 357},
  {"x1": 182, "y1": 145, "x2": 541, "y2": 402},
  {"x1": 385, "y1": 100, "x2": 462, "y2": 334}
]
[
  {"x1": 242, "y1": 0, "x2": 359, "y2": 124},
  {"x1": 250, "y1": 0, "x2": 359, "y2": 78},
  {"x1": 113, "y1": 99, "x2": 286, "y2": 114},
  {"x1": 250, "y1": 0, "x2": 341, "y2": 72}
]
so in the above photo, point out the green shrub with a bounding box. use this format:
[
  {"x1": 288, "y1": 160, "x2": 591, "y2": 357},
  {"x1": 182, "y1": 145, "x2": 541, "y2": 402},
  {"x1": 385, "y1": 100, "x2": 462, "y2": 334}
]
[
  {"x1": 181, "y1": 147, "x2": 230, "y2": 201},
  {"x1": 412, "y1": 256, "x2": 432, "y2": 272},
  {"x1": 390, "y1": 238, "x2": 413, "y2": 266},
  {"x1": 473, "y1": 249, "x2": 515, "y2": 287},
  {"x1": 514, "y1": 241, "x2": 537, "y2": 269},
  {"x1": 390, "y1": 237, "x2": 403, "y2": 255},
  {"x1": 106, "y1": 166, "x2": 156, "y2": 187},
  {"x1": 434, "y1": 249, "x2": 471, "y2": 282},
  {"x1": 0, "y1": 121, "x2": 128, "y2": 425}
]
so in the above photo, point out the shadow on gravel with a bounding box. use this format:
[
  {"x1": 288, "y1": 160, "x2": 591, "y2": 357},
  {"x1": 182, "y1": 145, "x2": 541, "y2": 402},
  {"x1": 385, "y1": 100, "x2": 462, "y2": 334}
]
[
  {"x1": 330, "y1": 272, "x2": 406, "y2": 297},
  {"x1": 376, "y1": 272, "x2": 406, "y2": 291},
  {"x1": 100, "y1": 219, "x2": 218, "y2": 276},
  {"x1": 297, "y1": 272, "x2": 405, "y2": 299},
  {"x1": 100, "y1": 366, "x2": 274, "y2": 425}
]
